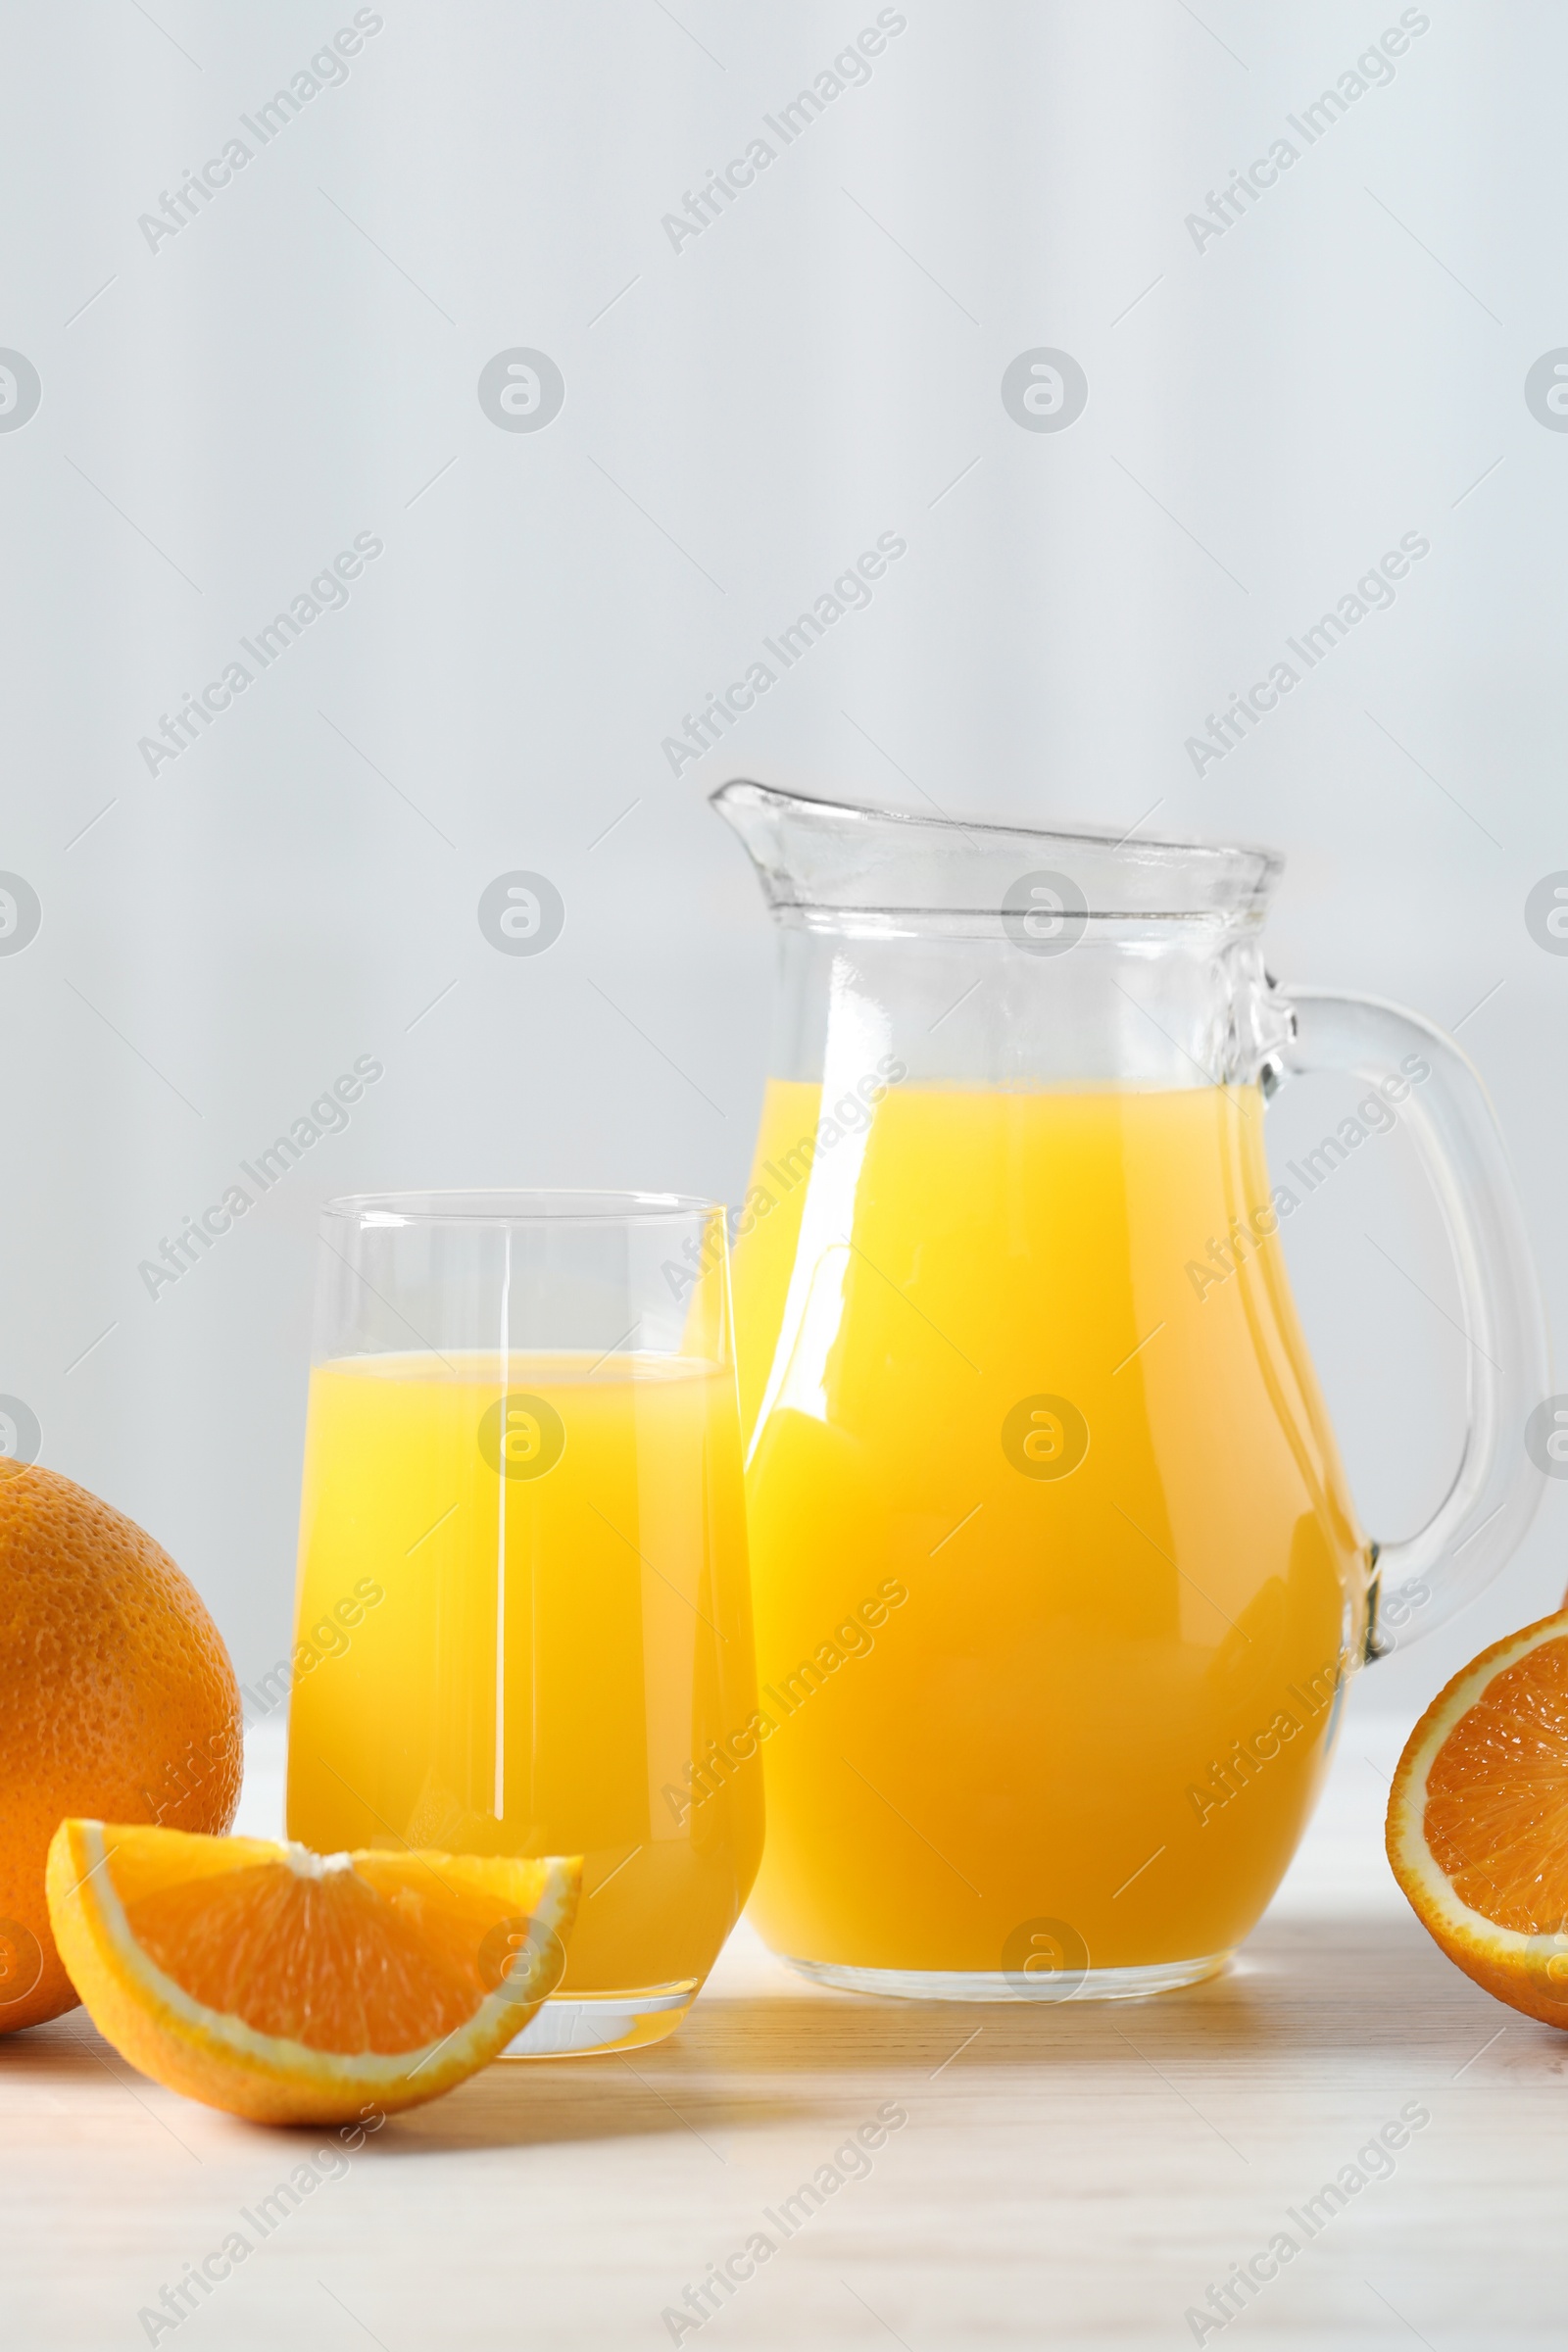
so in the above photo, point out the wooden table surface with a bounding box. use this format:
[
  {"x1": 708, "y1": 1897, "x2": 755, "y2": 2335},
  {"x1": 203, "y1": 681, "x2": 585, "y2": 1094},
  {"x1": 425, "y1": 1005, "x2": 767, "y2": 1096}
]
[{"x1": 4, "y1": 1712, "x2": 1563, "y2": 2352}]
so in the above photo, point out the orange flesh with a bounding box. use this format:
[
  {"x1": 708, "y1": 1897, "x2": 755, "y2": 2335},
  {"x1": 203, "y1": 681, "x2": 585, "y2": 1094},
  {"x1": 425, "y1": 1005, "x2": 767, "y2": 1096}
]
[
  {"x1": 121, "y1": 1861, "x2": 484, "y2": 2054},
  {"x1": 1423, "y1": 1638, "x2": 1568, "y2": 1934}
]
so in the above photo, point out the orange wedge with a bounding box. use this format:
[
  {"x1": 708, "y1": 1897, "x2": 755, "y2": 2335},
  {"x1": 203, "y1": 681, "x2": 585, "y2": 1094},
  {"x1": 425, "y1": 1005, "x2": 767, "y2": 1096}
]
[
  {"x1": 46, "y1": 1821, "x2": 579, "y2": 2123},
  {"x1": 1387, "y1": 1609, "x2": 1568, "y2": 2026}
]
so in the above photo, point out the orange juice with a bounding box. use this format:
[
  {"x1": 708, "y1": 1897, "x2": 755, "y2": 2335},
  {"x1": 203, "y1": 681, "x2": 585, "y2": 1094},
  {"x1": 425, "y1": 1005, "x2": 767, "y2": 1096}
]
[
  {"x1": 286, "y1": 1353, "x2": 762, "y2": 2005},
  {"x1": 731, "y1": 1079, "x2": 1367, "y2": 1978}
]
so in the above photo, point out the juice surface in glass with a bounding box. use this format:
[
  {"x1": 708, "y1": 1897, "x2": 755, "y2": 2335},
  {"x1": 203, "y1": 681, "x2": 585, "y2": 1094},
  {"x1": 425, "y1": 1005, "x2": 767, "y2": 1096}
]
[
  {"x1": 286, "y1": 1351, "x2": 762, "y2": 2011},
  {"x1": 731, "y1": 1077, "x2": 1367, "y2": 1981}
]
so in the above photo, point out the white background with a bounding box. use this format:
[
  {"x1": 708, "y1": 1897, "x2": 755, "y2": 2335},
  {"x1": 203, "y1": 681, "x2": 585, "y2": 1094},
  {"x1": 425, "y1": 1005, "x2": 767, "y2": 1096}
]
[{"x1": 1, "y1": 0, "x2": 1563, "y2": 1728}]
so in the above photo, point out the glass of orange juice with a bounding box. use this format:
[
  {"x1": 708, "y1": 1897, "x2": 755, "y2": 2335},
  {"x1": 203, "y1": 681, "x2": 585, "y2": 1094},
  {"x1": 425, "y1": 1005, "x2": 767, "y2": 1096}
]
[{"x1": 285, "y1": 1190, "x2": 762, "y2": 2056}]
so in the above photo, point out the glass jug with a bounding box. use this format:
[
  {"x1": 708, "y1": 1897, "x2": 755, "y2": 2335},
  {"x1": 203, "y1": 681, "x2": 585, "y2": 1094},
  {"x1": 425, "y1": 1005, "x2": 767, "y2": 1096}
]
[{"x1": 712, "y1": 780, "x2": 1549, "y2": 2003}]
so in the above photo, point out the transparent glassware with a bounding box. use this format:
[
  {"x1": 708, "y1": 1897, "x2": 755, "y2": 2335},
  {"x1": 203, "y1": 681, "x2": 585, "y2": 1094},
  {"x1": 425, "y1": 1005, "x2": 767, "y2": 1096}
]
[
  {"x1": 285, "y1": 1190, "x2": 763, "y2": 2056},
  {"x1": 713, "y1": 780, "x2": 1549, "y2": 2004}
]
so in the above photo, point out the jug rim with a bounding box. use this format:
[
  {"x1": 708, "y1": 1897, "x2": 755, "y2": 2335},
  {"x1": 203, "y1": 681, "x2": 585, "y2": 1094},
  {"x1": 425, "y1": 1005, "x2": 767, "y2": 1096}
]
[{"x1": 710, "y1": 779, "x2": 1284, "y2": 927}]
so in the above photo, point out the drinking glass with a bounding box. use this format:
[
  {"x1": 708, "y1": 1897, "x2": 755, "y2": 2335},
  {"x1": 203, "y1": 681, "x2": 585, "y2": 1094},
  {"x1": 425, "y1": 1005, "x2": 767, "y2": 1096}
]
[{"x1": 285, "y1": 1190, "x2": 762, "y2": 2056}]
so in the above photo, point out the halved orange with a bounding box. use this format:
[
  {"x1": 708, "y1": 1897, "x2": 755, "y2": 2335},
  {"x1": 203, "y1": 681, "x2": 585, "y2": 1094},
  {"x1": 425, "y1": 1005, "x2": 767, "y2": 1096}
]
[
  {"x1": 47, "y1": 1821, "x2": 579, "y2": 2124},
  {"x1": 1387, "y1": 1609, "x2": 1568, "y2": 2026}
]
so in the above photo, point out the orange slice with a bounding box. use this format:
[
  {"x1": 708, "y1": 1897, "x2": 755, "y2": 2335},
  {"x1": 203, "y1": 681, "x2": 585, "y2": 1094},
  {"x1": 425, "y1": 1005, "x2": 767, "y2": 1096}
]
[
  {"x1": 1387, "y1": 1609, "x2": 1568, "y2": 2026},
  {"x1": 47, "y1": 1821, "x2": 579, "y2": 2123}
]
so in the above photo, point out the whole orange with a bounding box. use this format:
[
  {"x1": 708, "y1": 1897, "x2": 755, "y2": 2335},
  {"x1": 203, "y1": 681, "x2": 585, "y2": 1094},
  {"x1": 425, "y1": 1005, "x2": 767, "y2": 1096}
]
[{"x1": 0, "y1": 1465, "x2": 241, "y2": 2032}]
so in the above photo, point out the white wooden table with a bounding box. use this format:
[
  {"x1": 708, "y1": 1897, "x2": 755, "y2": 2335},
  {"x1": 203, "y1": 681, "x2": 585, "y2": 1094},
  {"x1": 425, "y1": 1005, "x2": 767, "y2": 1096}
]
[{"x1": 3, "y1": 1708, "x2": 1561, "y2": 2351}]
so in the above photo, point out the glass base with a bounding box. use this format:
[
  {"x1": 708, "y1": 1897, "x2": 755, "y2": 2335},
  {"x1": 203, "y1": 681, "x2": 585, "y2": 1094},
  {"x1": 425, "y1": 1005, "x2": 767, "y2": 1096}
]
[
  {"x1": 499, "y1": 1979, "x2": 700, "y2": 2058},
  {"x1": 781, "y1": 1951, "x2": 1232, "y2": 2003}
]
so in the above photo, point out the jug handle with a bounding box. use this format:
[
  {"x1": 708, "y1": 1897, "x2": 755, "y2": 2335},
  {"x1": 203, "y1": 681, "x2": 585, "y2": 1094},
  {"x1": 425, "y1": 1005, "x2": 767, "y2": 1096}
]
[{"x1": 1269, "y1": 986, "x2": 1551, "y2": 1659}]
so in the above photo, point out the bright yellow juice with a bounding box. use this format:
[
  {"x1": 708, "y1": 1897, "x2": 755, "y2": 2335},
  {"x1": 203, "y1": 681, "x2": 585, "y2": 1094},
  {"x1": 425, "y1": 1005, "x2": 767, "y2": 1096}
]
[
  {"x1": 731, "y1": 1079, "x2": 1367, "y2": 1977},
  {"x1": 286, "y1": 1353, "x2": 762, "y2": 2002}
]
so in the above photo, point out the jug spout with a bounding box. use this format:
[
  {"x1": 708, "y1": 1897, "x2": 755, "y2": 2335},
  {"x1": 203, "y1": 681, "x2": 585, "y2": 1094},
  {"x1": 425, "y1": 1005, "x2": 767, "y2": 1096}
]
[
  {"x1": 710, "y1": 778, "x2": 1283, "y2": 934},
  {"x1": 711, "y1": 776, "x2": 1295, "y2": 1092}
]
